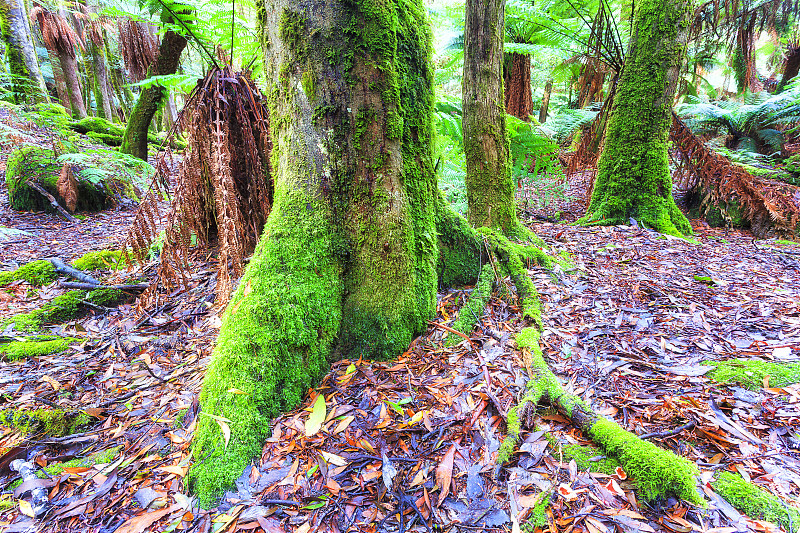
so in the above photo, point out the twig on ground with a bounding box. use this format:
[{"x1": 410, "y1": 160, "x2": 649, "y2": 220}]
[{"x1": 639, "y1": 420, "x2": 695, "y2": 440}]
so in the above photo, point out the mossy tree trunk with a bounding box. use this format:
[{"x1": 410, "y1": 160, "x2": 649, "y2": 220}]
[
  {"x1": 504, "y1": 52, "x2": 532, "y2": 120},
  {"x1": 578, "y1": 0, "x2": 693, "y2": 236},
  {"x1": 58, "y1": 52, "x2": 86, "y2": 118},
  {"x1": 538, "y1": 78, "x2": 552, "y2": 123},
  {"x1": 120, "y1": 26, "x2": 187, "y2": 160},
  {"x1": 89, "y1": 40, "x2": 113, "y2": 119},
  {"x1": 777, "y1": 43, "x2": 800, "y2": 93},
  {"x1": 462, "y1": 0, "x2": 520, "y2": 235},
  {"x1": 0, "y1": 0, "x2": 49, "y2": 103},
  {"x1": 188, "y1": 0, "x2": 478, "y2": 506}
]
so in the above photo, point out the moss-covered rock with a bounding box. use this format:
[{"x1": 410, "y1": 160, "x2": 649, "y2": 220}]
[
  {"x1": 0, "y1": 260, "x2": 57, "y2": 287},
  {"x1": 0, "y1": 336, "x2": 78, "y2": 361},
  {"x1": 86, "y1": 288, "x2": 124, "y2": 306},
  {"x1": 86, "y1": 131, "x2": 122, "y2": 146},
  {"x1": 712, "y1": 471, "x2": 800, "y2": 532},
  {"x1": 0, "y1": 409, "x2": 92, "y2": 436},
  {"x1": 72, "y1": 249, "x2": 127, "y2": 271},
  {"x1": 69, "y1": 116, "x2": 125, "y2": 137},
  {"x1": 786, "y1": 154, "x2": 800, "y2": 174},
  {"x1": 706, "y1": 358, "x2": 800, "y2": 389}
]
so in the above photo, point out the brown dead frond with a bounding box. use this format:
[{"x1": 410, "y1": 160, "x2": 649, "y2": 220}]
[
  {"x1": 57, "y1": 164, "x2": 79, "y2": 212},
  {"x1": 117, "y1": 18, "x2": 159, "y2": 82},
  {"x1": 671, "y1": 113, "x2": 800, "y2": 238},
  {"x1": 30, "y1": 5, "x2": 82, "y2": 57},
  {"x1": 125, "y1": 66, "x2": 272, "y2": 308}
]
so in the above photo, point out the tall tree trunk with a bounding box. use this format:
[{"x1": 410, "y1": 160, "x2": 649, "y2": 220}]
[
  {"x1": 187, "y1": 0, "x2": 470, "y2": 507},
  {"x1": 733, "y1": 17, "x2": 762, "y2": 93},
  {"x1": 58, "y1": 50, "x2": 87, "y2": 118},
  {"x1": 89, "y1": 40, "x2": 112, "y2": 119},
  {"x1": 120, "y1": 27, "x2": 187, "y2": 160},
  {"x1": 504, "y1": 52, "x2": 532, "y2": 120},
  {"x1": 0, "y1": 0, "x2": 48, "y2": 103},
  {"x1": 462, "y1": 0, "x2": 519, "y2": 234},
  {"x1": 48, "y1": 49, "x2": 70, "y2": 109},
  {"x1": 579, "y1": 0, "x2": 693, "y2": 236},
  {"x1": 539, "y1": 78, "x2": 552, "y2": 123}
]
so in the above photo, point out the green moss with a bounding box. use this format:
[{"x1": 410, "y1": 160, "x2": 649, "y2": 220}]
[
  {"x1": 557, "y1": 443, "x2": 620, "y2": 475},
  {"x1": 577, "y1": 0, "x2": 692, "y2": 237},
  {"x1": 447, "y1": 263, "x2": 494, "y2": 344},
  {"x1": 69, "y1": 116, "x2": 125, "y2": 137},
  {"x1": 434, "y1": 193, "x2": 481, "y2": 288},
  {"x1": 706, "y1": 359, "x2": 800, "y2": 389},
  {"x1": 86, "y1": 288, "x2": 124, "y2": 307},
  {"x1": 279, "y1": 9, "x2": 308, "y2": 60},
  {"x1": 522, "y1": 492, "x2": 552, "y2": 531},
  {"x1": 72, "y1": 249, "x2": 127, "y2": 271},
  {"x1": 43, "y1": 446, "x2": 122, "y2": 476},
  {"x1": 301, "y1": 70, "x2": 316, "y2": 102},
  {"x1": 0, "y1": 336, "x2": 78, "y2": 361},
  {"x1": 86, "y1": 131, "x2": 122, "y2": 146},
  {"x1": 0, "y1": 409, "x2": 92, "y2": 436},
  {"x1": 1, "y1": 290, "x2": 87, "y2": 332},
  {"x1": 589, "y1": 417, "x2": 702, "y2": 504},
  {"x1": 0, "y1": 260, "x2": 57, "y2": 287},
  {"x1": 712, "y1": 471, "x2": 800, "y2": 531}
]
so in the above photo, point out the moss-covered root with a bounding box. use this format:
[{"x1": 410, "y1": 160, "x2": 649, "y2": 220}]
[
  {"x1": 0, "y1": 409, "x2": 92, "y2": 437},
  {"x1": 0, "y1": 336, "x2": 78, "y2": 361},
  {"x1": 712, "y1": 471, "x2": 800, "y2": 532},
  {"x1": 0, "y1": 260, "x2": 57, "y2": 287},
  {"x1": 706, "y1": 359, "x2": 800, "y2": 389},
  {"x1": 446, "y1": 263, "x2": 495, "y2": 345},
  {"x1": 43, "y1": 446, "x2": 122, "y2": 476},
  {"x1": 506, "y1": 326, "x2": 704, "y2": 505}
]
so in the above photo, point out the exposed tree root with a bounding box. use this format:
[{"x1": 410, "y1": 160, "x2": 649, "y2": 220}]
[{"x1": 712, "y1": 471, "x2": 800, "y2": 532}]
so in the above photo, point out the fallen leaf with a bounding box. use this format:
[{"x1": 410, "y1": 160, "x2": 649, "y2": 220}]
[
  {"x1": 305, "y1": 394, "x2": 326, "y2": 437},
  {"x1": 435, "y1": 444, "x2": 456, "y2": 500}
]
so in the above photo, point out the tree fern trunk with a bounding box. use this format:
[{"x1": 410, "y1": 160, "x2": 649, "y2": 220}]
[{"x1": 0, "y1": 0, "x2": 49, "y2": 103}]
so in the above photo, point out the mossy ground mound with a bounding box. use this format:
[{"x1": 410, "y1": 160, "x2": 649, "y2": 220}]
[
  {"x1": 42, "y1": 446, "x2": 122, "y2": 476},
  {"x1": 712, "y1": 471, "x2": 800, "y2": 532},
  {"x1": 706, "y1": 358, "x2": 800, "y2": 389},
  {"x1": 0, "y1": 409, "x2": 92, "y2": 436},
  {"x1": 71, "y1": 250, "x2": 128, "y2": 271},
  {"x1": 69, "y1": 116, "x2": 185, "y2": 150},
  {"x1": 1, "y1": 288, "x2": 125, "y2": 332},
  {"x1": 0, "y1": 260, "x2": 57, "y2": 287},
  {"x1": 0, "y1": 336, "x2": 78, "y2": 361}
]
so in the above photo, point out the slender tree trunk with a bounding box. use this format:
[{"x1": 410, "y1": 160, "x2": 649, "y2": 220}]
[
  {"x1": 777, "y1": 43, "x2": 800, "y2": 92},
  {"x1": 504, "y1": 53, "x2": 532, "y2": 120},
  {"x1": 733, "y1": 17, "x2": 762, "y2": 93},
  {"x1": 89, "y1": 40, "x2": 112, "y2": 119},
  {"x1": 48, "y1": 49, "x2": 70, "y2": 109},
  {"x1": 462, "y1": 0, "x2": 519, "y2": 234},
  {"x1": 120, "y1": 27, "x2": 187, "y2": 159},
  {"x1": 0, "y1": 0, "x2": 48, "y2": 103},
  {"x1": 579, "y1": 0, "x2": 693, "y2": 236},
  {"x1": 59, "y1": 51, "x2": 87, "y2": 118},
  {"x1": 188, "y1": 0, "x2": 468, "y2": 507},
  {"x1": 539, "y1": 79, "x2": 552, "y2": 122}
]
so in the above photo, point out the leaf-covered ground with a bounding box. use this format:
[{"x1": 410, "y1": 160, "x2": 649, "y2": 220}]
[{"x1": 2, "y1": 121, "x2": 800, "y2": 532}]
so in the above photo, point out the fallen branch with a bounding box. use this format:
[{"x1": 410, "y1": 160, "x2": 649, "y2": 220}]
[
  {"x1": 59, "y1": 281, "x2": 150, "y2": 291},
  {"x1": 47, "y1": 258, "x2": 101, "y2": 285},
  {"x1": 10, "y1": 459, "x2": 50, "y2": 517},
  {"x1": 25, "y1": 180, "x2": 78, "y2": 223},
  {"x1": 639, "y1": 420, "x2": 695, "y2": 440}
]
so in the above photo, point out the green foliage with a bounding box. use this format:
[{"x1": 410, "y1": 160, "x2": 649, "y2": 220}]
[
  {"x1": 72, "y1": 250, "x2": 128, "y2": 271},
  {"x1": 712, "y1": 471, "x2": 800, "y2": 532}
]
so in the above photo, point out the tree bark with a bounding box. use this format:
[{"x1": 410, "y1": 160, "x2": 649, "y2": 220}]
[
  {"x1": 733, "y1": 17, "x2": 762, "y2": 93},
  {"x1": 89, "y1": 40, "x2": 112, "y2": 119},
  {"x1": 777, "y1": 43, "x2": 800, "y2": 93},
  {"x1": 120, "y1": 27, "x2": 187, "y2": 160},
  {"x1": 579, "y1": 0, "x2": 692, "y2": 236},
  {"x1": 538, "y1": 78, "x2": 552, "y2": 123},
  {"x1": 187, "y1": 0, "x2": 475, "y2": 507},
  {"x1": 504, "y1": 53, "x2": 532, "y2": 120},
  {"x1": 0, "y1": 0, "x2": 49, "y2": 103},
  {"x1": 462, "y1": 0, "x2": 519, "y2": 234}
]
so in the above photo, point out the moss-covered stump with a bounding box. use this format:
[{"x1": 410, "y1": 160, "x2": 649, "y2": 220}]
[
  {"x1": 1, "y1": 289, "x2": 124, "y2": 332},
  {"x1": 0, "y1": 260, "x2": 57, "y2": 287},
  {"x1": 0, "y1": 336, "x2": 78, "y2": 361},
  {"x1": 501, "y1": 325, "x2": 703, "y2": 505},
  {"x1": 712, "y1": 471, "x2": 800, "y2": 532},
  {"x1": 0, "y1": 409, "x2": 92, "y2": 436},
  {"x1": 706, "y1": 359, "x2": 800, "y2": 389}
]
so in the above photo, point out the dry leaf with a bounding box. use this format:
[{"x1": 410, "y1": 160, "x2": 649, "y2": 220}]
[
  {"x1": 305, "y1": 394, "x2": 326, "y2": 437},
  {"x1": 435, "y1": 444, "x2": 456, "y2": 500}
]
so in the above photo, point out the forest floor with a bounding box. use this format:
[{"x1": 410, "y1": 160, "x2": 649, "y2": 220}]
[{"x1": 2, "y1": 126, "x2": 800, "y2": 532}]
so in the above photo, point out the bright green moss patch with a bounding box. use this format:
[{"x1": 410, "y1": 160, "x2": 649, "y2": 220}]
[
  {"x1": 557, "y1": 443, "x2": 620, "y2": 475},
  {"x1": 72, "y1": 250, "x2": 127, "y2": 271},
  {"x1": 712, "y1": 471, "x2": 800, "y2": 532},
  {"x1": 447, "y1": 264, "x2": 493, "y2": 344},
  {"x1": 0, "y1": 409, "x2": 92, "y2": 436},
  {"x1": 0, "y1": 260, "x2": 57, "y2": 287},
  {"x1": 42, "y1": 446, "x2": 122, "y2": 476},
  {"x1": 0, "y1": 336, "x2": 78, "y2": 361},
  {"x1": 1, "y1": 290, "x2": 88, "y2": 332},
  {"x1": 706, "y1": 359, "x2": 800, "y2": 389},
  {"x1": 69, "y1": 116, "x2": 125, "y2": 137},
  {"x1": 589, "y1": 417, "x2": 703, "y2": 505},
  {"x1": 521, "y1": 492, "x2": 552, "y2": 531},
  {"x1": 86, "y1": 288, "x2": 124, "y2": 306}
]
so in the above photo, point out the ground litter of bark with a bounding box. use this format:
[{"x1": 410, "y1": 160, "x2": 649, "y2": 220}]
[{"x1": 2, "y1": 132, "x2": 800, "y2": 532}]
